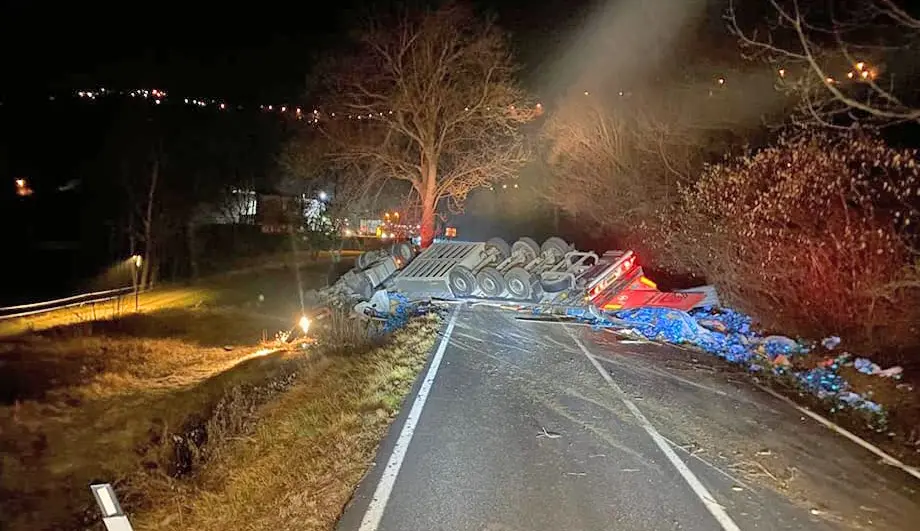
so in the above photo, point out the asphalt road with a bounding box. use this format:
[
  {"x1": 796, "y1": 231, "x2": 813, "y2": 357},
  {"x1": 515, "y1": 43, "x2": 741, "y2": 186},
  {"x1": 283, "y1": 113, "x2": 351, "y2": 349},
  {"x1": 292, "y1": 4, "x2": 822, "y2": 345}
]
[{"x1": 339, "y1": 305, "x2": 920, "y2": 531}]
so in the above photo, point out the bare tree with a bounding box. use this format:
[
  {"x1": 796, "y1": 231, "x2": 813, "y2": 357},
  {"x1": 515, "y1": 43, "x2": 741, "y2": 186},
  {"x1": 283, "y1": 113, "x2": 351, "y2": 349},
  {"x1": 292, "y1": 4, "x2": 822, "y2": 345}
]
[
  {"x1": 314, "y1": 1, "x2": 535, "y2": 246},
  {"x1": 541, "y1": 84, "x2": 747, "y2": 235},
  {"x1": 727, "y1": 0, "x2": 920, "y2": 127}
]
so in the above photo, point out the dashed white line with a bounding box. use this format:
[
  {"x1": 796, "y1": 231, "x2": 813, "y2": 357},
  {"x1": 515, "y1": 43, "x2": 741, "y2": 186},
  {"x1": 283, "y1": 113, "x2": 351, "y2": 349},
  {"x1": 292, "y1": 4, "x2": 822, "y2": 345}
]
[
  {"x1": 565, "y1": 326, "x2": 742, "y2": 531},
  {"x1": 358, "y1": 308, "x2": 461, "y2": 531}
]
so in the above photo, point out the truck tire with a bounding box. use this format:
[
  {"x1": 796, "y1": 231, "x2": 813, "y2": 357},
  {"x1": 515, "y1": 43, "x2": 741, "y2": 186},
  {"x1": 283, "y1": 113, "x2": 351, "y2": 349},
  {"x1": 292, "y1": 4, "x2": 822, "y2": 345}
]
[
  {"x1": 343, "y1": 271, "x2": 374, "y2": 300},
  {"x1": 356, "y1": 251, "x2": 377, "y2": 271},
  {"x1": 541, "y1": 237, "x2": 570, "y2": 263},
  {"x1": 504, "y1": 266, "x2": 536, "y2": 300},
  {"x1": 541, "y1": 275, "x2": 573, "y2": 293},
  {"x1": 476, "y1": 267, "x2": 507, "y2": 298},
  {"x1": 511, "y1": 237, "x2": 541, "y2": 262},
  {"x1": 485, "y1": 237, "x2": 511, "y2": 261},
  {"x1": 448, "y1": 265, "x2": 477, "y2": 297},
  {"x1": 390, "y1": 241, "x2": 415, "y2": 263}
]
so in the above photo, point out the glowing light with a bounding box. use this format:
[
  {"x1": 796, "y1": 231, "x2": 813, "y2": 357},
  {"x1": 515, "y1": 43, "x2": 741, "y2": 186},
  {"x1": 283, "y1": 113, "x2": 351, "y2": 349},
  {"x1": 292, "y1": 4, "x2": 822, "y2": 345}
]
[
  {"x1": 825, "y1": 77, "x2": 835, "y2": 84},
  {"x1": 847, "y1": 72, "x2": 854, "y2": 79},
  {"x1": 861, "y1": 70, "x2": 870, "y2": 79},
  {"x1": 298, "y1": 315, "x2": 311, "y2": 334},
  {"x1": 778, "y1": 68, "x2": 786, "y2": 77},
  {"x1": 583, "y1": 91, "x2": 590, "y2": 96},
  {"x1": 133, "y1": 255, "x2": 143, "y2": 268},
  {"x1": 318, "y1": 191, "x2": 328, "y2": 200},
  {"x1": 281, "y1": 106, "x2": 287, "y2": 112},
  {"x1": 344, "y1": 228, "x2": 353, "y2": 236},
  {"x1": 856, "y1": 61, "x2": 865, "y2": 71},
  {"x1": 502, "y1": 184, "x2": 508, "y2": 189},
  {"x1": 220, "y1": 103, "x2": 226, "y2": 109},
  {"x1": 15, "y1": 178, "x2": 25, "y2": 187},
  {"x1": 513, "y1": 183, "x2": 519, "y2": 188},
  {"x1": 268, "y1": 105, "x2": 273, "y2": 111},
  {"x1": 717, "y1": 77, "x2": 725, "y2": 85}
]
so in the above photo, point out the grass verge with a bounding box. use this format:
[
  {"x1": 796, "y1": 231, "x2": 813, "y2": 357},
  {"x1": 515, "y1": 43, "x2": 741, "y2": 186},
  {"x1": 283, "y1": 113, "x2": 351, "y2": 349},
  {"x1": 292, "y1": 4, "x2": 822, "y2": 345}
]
[
  {"x1": 128, "y1": 313, "x2": 441, "y2": 531},
  {"x1": 0, "y1": 307, "x2": 295, "y2": 530}
]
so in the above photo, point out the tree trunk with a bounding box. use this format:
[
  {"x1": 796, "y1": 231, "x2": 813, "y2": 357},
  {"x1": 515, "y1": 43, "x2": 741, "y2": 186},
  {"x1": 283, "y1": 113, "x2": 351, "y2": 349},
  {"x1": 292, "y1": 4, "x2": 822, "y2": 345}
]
[
  {"x1": 419, "y1": 176, "x2": 437, "y2": 248},
  {"x1": 141, "y1": 156, "x2": 159, "y2": 289}
]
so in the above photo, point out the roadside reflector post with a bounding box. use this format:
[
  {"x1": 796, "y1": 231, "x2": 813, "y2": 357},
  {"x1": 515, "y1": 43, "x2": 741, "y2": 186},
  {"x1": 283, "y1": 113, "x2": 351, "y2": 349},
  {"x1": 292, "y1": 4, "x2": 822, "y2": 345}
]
[{"x1": 90, "y1": 483, "x2": 134, "y2": 531}]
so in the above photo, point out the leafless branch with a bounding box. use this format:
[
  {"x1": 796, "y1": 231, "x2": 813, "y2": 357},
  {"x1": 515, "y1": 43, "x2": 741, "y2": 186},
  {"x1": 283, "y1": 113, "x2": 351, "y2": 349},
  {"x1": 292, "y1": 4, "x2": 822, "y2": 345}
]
[{"x1": 727, "y1": 0, "x2": 920, "y2": 127}]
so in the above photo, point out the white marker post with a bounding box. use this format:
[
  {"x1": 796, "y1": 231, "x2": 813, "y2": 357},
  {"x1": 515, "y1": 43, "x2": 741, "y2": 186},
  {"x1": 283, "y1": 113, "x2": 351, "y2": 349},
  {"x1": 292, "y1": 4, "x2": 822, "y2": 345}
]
[{"x1": 90, "y1": 483, "x2": 134, "y2": 531}]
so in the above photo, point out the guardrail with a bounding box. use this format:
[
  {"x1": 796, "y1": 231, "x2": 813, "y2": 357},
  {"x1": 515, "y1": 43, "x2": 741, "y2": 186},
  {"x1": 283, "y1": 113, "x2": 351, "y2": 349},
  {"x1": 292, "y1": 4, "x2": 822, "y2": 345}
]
[{"x1": 0, "y1": 286, "x2": 137, "y2": 320}]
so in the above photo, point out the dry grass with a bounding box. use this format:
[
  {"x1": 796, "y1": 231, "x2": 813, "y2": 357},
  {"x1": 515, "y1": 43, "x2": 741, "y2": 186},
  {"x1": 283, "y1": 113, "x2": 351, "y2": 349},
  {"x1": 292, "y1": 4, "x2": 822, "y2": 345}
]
[
  {"x1": 0, "y1": 260, "x2": 439, "y2": 531},
  {"x1": 129, "y1": 314, "x2": 441, "y2": 531},
  {"x1": 0, "y1": 306, "x2": 296, "y2": 530}
]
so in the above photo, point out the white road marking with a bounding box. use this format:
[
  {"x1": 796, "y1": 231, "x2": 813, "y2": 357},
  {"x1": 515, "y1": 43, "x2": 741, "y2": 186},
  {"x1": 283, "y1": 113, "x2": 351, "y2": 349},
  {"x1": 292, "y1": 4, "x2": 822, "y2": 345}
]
[
  {"x1": 754, "y1": 383, "x2": 920, "y2": 481},
  {"x1": 565, "y1": 327, "x2": 742, "y2": 531},
  {"x1": 358, "y1": 308, "x2": 461, "y2": 531}
]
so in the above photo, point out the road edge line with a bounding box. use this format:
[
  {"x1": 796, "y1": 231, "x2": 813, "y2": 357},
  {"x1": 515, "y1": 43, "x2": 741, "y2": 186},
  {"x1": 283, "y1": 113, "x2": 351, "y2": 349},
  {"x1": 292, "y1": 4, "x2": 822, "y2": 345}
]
[
  {"x1": 753, "y1": 383, "x2": 920, "y2": 481},
  {"x1": 565, "y1": 327, "x2": 742, "y2": 531},
  {"x1": 358, "y1": 307, "x2": 461, "y2": 531}
]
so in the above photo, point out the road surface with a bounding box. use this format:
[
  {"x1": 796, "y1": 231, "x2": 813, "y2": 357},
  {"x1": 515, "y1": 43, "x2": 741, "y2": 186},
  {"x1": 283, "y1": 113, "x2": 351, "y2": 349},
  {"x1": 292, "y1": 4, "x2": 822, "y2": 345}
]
[{"x1": 339, "y1": 305, "x2": 920, "y2": 531}]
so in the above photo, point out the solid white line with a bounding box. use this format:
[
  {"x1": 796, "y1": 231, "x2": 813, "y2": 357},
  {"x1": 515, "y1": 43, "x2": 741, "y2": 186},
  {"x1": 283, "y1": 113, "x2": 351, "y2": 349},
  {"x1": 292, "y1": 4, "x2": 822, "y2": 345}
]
[
  {"x1": 565, "y1": 327, "x2": 742, "y2": 531},
  {"x1": 754, "y1": 383, "x2": 920, "y2": 481},
  {"x1": 358, "y1": 308, "x2": 461, "y2": 531}
]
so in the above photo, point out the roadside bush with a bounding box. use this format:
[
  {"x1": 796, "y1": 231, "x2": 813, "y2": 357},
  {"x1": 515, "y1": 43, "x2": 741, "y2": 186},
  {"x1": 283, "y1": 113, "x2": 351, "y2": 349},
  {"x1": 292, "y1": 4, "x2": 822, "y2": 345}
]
[{"x1": 657, "y1": 131, "x2": 920, "y2": 355}]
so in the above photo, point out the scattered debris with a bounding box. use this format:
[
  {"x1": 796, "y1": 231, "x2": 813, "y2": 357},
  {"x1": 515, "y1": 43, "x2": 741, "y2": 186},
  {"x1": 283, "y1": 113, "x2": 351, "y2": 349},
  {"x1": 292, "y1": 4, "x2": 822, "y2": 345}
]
[
  {"x1": 565, "y1": 472, "x2": 587, "y2": 476},
  {"x1": 731, "y1": 486, "x2": 744, "y2": 492},
  {"x1": 606, "y1": 306, "x2": 902, "y2": 422},
  {"x1": 821, "y1": 336, "x2": 841, "y2": 350},
  {"x1": 536, "y1": 427, "x2": 562, "y2": 439}
]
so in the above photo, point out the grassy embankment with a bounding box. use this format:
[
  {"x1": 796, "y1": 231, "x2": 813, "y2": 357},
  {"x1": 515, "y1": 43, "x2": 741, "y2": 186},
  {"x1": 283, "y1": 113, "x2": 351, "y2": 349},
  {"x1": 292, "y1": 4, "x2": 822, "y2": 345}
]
[{"x1": 0, "y1": 260, "x2": 439, "y2": 530}]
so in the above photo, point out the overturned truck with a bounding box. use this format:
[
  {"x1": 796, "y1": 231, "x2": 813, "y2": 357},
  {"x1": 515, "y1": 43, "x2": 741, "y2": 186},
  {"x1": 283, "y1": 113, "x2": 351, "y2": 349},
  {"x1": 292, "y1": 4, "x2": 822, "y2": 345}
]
[{"x1": 331, "y1": 237, "x2": 712, "y2": 315}]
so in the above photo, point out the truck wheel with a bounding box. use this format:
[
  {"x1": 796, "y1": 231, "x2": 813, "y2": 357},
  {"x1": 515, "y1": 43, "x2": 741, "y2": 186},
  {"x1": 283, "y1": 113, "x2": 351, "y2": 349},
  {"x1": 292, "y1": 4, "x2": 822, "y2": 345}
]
[
  {"x1": 343, "y1": 271, "x2": 374, "y2": 300},
  {"x1": 356, "y1": 251, "x2": 376, "y2": 271},
  {"x1": 476, "y1": 267, "x2": 507, "y2": 298},
  {"x1": 485, "y1": 237, "x2": 511, "y2": 261},
  {"x1": 504, "y1": 266, "x2": 535, "y2": 300},
  {"x1": 448, "y1": 265, "x2": 477, "y2": 297},
  {"x1": 390, "y1": 242, "x2": 415, "y2": 263},
  {"x1": 541, "y1": 275, "x2": 573, "y2": 293},
  {"x1": 541, "y1": 237, "x2": 570, "y2": 263},
  {"x1": 511, "y1": 237, "x2": 541, "y2": 262}
]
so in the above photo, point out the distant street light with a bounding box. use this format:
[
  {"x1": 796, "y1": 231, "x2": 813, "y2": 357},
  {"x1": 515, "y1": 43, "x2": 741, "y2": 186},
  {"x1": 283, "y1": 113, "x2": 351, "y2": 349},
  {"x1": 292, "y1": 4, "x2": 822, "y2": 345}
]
[
  {"x1": 318, "y1": 191, "x2": 328, "y2": 201},
  {"x1": 14, "y1": 178, "x2": 33, "y2": 197}
]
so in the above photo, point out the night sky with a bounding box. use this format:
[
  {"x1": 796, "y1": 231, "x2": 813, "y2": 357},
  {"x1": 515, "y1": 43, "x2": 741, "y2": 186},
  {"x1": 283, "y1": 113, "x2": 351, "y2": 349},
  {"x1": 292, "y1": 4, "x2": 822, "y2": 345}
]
[{"x1": 0, "y1": 0, "x2": 595, "y2": 103}]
